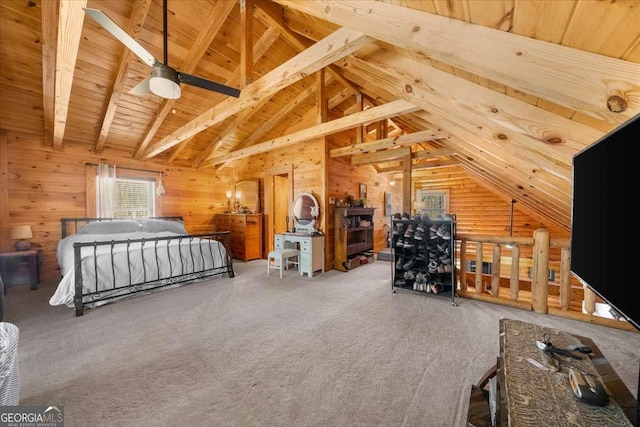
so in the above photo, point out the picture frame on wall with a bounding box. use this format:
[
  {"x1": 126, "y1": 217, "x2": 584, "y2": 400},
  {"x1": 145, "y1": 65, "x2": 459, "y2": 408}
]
[{"x1": 359, "y1": 183, "x2": 367, "y2": 200}]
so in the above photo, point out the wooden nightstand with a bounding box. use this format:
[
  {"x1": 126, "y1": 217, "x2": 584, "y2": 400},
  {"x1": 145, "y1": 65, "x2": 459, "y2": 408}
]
[{"x1": 0, "y1": 249, "x2": 40, "y2": 294}]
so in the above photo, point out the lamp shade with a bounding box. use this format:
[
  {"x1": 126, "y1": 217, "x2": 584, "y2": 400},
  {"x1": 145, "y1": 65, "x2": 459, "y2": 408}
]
[{"x1": 11, "y1": 225, "x2": 32, "y2": 240}]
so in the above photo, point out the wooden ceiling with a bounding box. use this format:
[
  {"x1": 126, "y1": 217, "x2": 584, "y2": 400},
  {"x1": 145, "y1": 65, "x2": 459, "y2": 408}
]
[{"x1": 1, "y1": 0, "x2": 639, "y2": 232}]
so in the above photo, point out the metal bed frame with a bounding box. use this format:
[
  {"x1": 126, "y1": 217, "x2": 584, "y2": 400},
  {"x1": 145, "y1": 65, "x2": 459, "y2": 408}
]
[{"x1": 60, "y1": 217, "x2": 235, "y2": 316}]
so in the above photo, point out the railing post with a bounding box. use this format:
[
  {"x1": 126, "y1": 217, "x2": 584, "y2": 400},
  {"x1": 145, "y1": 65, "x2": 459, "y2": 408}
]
[
  {"x1": 475, "y1": 242, "x2": 483, "y2": 294},
  {"x1": 491, "y1": 244, "x2": 501, "y2": 297},
  {"x1": 559, "y1": 246, "x2": 571, "y2": 311},
  {"x1": 584, "y1": 286, "x2": 596, "y2": 316},
  {"x1": 459, "y1": 239, "x2": 467, "y2": 291},
  {"x1": 531, "y1": 228, "x2": 550, "y2": 313},
  {"x1": 509, "y1": 244, "x2": 520, "y2": 301}
]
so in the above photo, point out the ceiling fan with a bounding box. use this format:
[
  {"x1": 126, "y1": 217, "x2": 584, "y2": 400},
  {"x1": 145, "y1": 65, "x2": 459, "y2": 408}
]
[{"x1": 84, "y1": 0, "x2": 240, "y2": 100}]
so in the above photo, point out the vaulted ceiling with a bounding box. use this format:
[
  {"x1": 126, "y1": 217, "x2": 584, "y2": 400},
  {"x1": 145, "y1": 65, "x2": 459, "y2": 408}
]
[{"x1": 1, "y1": 0, "x2": 639, "y2": 233}]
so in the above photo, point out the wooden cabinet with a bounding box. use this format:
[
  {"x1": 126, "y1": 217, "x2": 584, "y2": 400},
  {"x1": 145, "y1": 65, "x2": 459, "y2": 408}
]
[
  {"x1": 214, "y1": 214, "x2": 263, "y2": 262},
  {"x1": 334, "y1": 207, "x2": 375, "y2": 272}
]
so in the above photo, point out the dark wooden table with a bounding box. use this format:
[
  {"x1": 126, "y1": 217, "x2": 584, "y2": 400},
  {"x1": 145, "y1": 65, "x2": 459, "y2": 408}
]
[{"x1": 0, "y1": 249, "x2": 40, "y2": 294}]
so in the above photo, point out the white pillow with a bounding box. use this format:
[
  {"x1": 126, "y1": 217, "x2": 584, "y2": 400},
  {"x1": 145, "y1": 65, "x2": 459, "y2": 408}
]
[
  {"x1": 78, "y1": 220, "x2": 143, "y2": 234},
  {"x1": 139, "y1": 219, "x2": 187, "y2": 234}
]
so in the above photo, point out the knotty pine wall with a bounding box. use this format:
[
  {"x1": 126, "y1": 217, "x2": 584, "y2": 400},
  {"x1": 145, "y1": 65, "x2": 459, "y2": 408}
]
[
  {"x1": 1, "y1": 128, "x2": 572, "y2": 285},
  {"x1": 0, "y1": 130, "x2": 234, "y2": 283}
]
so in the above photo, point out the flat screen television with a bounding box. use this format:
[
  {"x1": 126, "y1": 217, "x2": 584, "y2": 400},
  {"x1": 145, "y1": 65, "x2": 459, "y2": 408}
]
[{"x1": 570, "y1": 112, "x2": 640, "y2": 332}]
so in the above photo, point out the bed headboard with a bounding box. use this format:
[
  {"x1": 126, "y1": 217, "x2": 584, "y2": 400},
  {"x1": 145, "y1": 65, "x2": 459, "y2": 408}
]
[{"x1": 60, "y1": 217, "x2": 184, "y2": 239}]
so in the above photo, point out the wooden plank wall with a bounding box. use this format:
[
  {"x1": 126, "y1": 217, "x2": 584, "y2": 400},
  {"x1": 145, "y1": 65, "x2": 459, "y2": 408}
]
[
  {"x1": 1, "y1": 130, "x2": 233, "y2": 283},
  {"x1": 1, "y1": 127, "x2": 574, "y2": 286}
]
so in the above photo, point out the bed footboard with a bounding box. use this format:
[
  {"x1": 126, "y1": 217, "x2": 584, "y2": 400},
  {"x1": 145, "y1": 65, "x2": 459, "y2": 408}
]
[{"x1": 72, "y1": 232, "x2": 234, "y2": 316}]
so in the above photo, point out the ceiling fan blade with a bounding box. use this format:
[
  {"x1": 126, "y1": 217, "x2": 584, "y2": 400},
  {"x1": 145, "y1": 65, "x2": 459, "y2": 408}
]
[
  {"x1": 129, "y1": 77, "x2": 152, "y2": 96},
  {"x1": 84, "y1": 8, "x2": 157, "y2": 67},
  {"x1": 178, "y1": 72, "x2": 241, "y2": 98}
]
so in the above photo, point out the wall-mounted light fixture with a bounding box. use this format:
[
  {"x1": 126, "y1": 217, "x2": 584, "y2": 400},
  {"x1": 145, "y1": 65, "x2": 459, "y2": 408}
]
[
  {"x1": 11, "y1": 225, "x2": 33, "y2": 251},
  {"x1": 225, "y1": 190, "x2": 233, "y2": 213},
  {"x1": 235, "y1": 191, "x2": 242, "y2": 212},
  {"x1": 156, "y1": 172, "x2": 165, "y2": 196}
]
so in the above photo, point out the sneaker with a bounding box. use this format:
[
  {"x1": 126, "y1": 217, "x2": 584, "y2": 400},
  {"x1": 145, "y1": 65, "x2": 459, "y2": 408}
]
[
  {"x1": 404, "y1": 224, "x2": 415, "y2": 238},
  {"x1": 396, "y1": 237, "x2": 404, "y2": 248},
  {"x1": 428, "y1": 260, "x2": 438, "y2": 273},
  {"x1": 415, "y1": 252, "x2": 427, "y2": 262},
  {"x1": 392, "y1": 213, "x2": 402, "y2": 220},
  {"x1": 403, "y1": 240, "x2": 415, "y2": 250},
  {"x1": 421, "y1": 214, "x2": 430, "y2": 221},
  {"x1": 415, "y1": 223, "x2": 426, "y2": 233},
  {"x1": 444, "y1": 264, "x2": 452, "y2": 273},
  {"x1": 431, "y1": 283, "x2": 443, "y2": 294},
  {"x1": 437, "y1": 264, "x2": 445, "y2": 274},
  {"x1": 442, "y1": 230, "x2": 451, "y2": 240},
  {"x1": 401, "y1": 212, "x2": 410, "y2": 221},
  {"x1": 395, "y1": 256, "x2": 404, "y2": 270},
  {"x1": 403, "y1": 270, "x2": 415, "y2": 280},
  {"x1": 429, "y1": 224, "x2": 438, "y2": 232},
  {"x1": 436, "y1": 224, "x2": 449, "y2": 238},
  {"x1": 429, "y1": 230, "x2": 438, "y2": 240},
  {"x1": 414, "y1": 229, "x2": 424, "y2": 240}
]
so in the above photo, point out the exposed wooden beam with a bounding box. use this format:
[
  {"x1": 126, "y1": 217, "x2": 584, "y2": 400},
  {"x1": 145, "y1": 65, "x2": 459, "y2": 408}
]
[
  {"x1": 274, "y1": 0, "x2": 640, "y2": 124},
  {"x1": 351, "y1": 146, "x2": 412, "y2": 166},
  {"x1": 53, "y1": 0, "x2": 86, "y2": 149},
  {"x1": 413, "y1": 148, "x2": 453, "y2": 159},
  {"x1": 94, "y1": 0, "x2": 152, "y2": 153},
  {"x1": 412, "y1": 159, "x2": 459, "y2": 170},
  {"x1": 254, "y1": 0, "x2": 358, "y2": 95},
  {"x1": 216, "y1": 84, "x2": 318, "y2": 168},
  {"x1": 202, "y1": 99, "x2": 419, "y2": 168},
  {"x1": 317, "y1": 68, "x2": 327, "y2": 124},
  {"x1": 169, "y1": 27, "x2": 281, "y2": 165},
  {"x1": 330, "y1": 129, "x2": 444, "y2": 158},
  {"x1": 141, "y1": 27, "x2": 372, "y2": 159},
  {"x1": 133, "y1": 0, "x2": 236, "y2": 158},
  {"x1": 240, "y1": 0, "x2": 254, "y2": 87},
  {"x1": 0, "y1": 132, "x2": 9, "y2": 252},
  {"x1": 41, "y1": 0, "x2": 58, "y2": 147},
  {"x1": 192, "y1": 97, "x2": 271, "y2": 168}
]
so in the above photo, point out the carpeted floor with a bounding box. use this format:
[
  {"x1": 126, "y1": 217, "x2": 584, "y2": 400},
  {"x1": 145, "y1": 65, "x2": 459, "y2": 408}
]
[{"x1": 4, "y1": 260, "x2": 639, "y2": 427}]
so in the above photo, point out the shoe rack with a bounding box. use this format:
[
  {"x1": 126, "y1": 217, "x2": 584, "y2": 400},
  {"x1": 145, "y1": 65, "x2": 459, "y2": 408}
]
[{"x1": 390, "y1": 213, "x2": 457, "y2": 305}]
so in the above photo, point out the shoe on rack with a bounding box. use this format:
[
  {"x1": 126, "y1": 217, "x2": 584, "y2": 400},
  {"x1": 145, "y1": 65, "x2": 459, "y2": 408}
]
[
  {"x1": 444, "y1": 264, "x2": 452, "y2": 273},
  {"x1": 437, "y1": 264, "x2": 445, "y2": 274},
  {"x1": 396, "y1": 237, "x2": 404, "y2": 248},
  {"x1": 395, "y1": 256, "x2": 405, "y2": 270},
  {"x1": 431, "y1": 283, "x2": 443, "y2": 294},
  {"x1": 401, "y1": 212, "x2": 411, "y2": 221},
  {"x1": 442, "y1": 231, "x2": 451, "y2": 240},
  {"x1": 392, "y1": 213, "x2": 402, "y2": 221},
  {"x1": 440, "y1": 256, "x2": 451, "y2": 265},
  {"x1": 416, "y1": 223, "x2": 426, "y2": 233},
  {"x1": 403, "y1": 257, "x2": 417, "y2": 271},
  {"x1": 414, "y1": 229, "x2": 424, "y2": 240},
  {"x1": 404, "y1": 224, "x2": 415, "y2": 238},
  {"x1": 428, "y1": 260, "x2": 438, "y2": 273},
  {"x1": 429, "y1": 224, "x2": 439, "y2": 232},
  {"x1": 436, "y1": 224, "x2": 449, "y2": 238},
  {"x1": 429, "y1": 230, "x2": 438, "y2": 240}
]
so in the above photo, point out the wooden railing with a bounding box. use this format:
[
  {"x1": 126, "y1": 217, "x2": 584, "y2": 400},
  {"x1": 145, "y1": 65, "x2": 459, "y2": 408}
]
[{"x1": 455, "y1": 229, "x2": 637, "y2": 332}]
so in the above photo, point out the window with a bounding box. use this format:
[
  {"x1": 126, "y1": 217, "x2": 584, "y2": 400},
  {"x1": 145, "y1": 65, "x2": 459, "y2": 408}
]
[
  {"x1": 112, "y1": 178, "x2": 156, "y2": 218},
  {"x1": 86, "y1": 164, "x2": 162, "y2": 218},
  {"x1": 415, "y1": 189, "x2": 449, "y2": 219}
]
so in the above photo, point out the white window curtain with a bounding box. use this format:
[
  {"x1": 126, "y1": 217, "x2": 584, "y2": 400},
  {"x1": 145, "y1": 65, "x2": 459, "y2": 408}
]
[{"x1": 96, "y1": 164, "x2": 117, "y2": 218}]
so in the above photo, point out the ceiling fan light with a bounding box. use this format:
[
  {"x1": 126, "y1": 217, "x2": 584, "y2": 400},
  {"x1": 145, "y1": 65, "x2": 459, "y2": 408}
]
[{"x1": 149, "y1": 64, "x2": 181, "y2": 99}]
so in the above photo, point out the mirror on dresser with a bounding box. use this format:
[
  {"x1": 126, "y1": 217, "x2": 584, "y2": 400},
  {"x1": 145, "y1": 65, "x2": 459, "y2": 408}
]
[
  {"x1": 292, "y1": 192, "x2": 319, "y2": 233},
  {"x1": 235, "y1": 179, "x2": 260, "y2": 213}
]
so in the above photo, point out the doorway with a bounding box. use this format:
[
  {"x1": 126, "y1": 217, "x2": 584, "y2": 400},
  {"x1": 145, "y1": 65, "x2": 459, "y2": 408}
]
[{"x1": 264, "y1": 166, "x2": 293, "y2": 253}]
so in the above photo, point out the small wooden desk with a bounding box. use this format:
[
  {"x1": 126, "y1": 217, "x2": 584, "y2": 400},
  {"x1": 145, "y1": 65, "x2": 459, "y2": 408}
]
[
  {"x1": 0, "y1": 249, "x2": 40, "y2": 293},
  {"x1": 495, "y1": 318, "x2": 636, "y2": 426}
]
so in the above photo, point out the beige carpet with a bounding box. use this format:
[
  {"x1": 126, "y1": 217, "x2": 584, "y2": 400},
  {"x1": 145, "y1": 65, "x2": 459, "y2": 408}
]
[{"x1": 4, "y1": 260, "x2": 639, "y2": 427}]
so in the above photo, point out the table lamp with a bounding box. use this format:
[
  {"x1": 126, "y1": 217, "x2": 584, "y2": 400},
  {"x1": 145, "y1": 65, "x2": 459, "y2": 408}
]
[{"x1": 11, "y1": 225, "x2": 33, "y2": 251}]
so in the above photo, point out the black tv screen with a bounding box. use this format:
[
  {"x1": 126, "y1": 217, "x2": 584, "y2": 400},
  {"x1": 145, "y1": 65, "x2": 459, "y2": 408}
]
[{"x1": 570, "y1": 113, "x2": 640, "y2": 331}]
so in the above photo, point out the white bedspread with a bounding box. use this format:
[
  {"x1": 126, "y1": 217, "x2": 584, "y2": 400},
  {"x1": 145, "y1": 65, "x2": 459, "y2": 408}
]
[{"x1": 50, "y1": 231, "x2": 228, "y2": 308}]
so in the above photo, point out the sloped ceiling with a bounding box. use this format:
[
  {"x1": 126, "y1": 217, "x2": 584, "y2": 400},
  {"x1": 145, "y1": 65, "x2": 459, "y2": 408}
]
[{"x1": 0, "y1": 0, "x2": 639, "y2": 233}]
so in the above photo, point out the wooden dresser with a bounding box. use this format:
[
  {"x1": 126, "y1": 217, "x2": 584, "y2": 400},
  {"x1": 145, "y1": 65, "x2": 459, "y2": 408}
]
[{"x1": 214, "y1": 214, "x2": 263, "y2": 262}]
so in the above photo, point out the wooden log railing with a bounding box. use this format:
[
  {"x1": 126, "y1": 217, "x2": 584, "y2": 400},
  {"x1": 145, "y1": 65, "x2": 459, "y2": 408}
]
[{"x1": 455, "y1": 229, "x2": 637, "y2": 332}]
